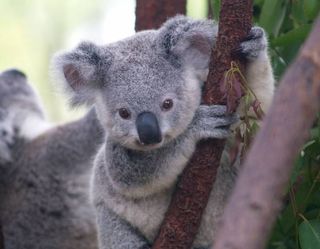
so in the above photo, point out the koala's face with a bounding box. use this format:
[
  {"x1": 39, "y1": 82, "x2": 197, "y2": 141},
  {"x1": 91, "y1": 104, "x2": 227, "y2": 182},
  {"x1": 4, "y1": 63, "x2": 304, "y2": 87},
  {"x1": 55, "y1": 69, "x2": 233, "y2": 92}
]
[
  {"x1": 0, "y1": 69, "x2": 33, "y2": 107},
  {"x1": 0, "y1": 69, "x2": 44, "y2": 116},
  {"x1": 54, "y1": 16, "x2": 216, "y2": 151},
  {"x1": 94, "y1": 37, "x2": 202, "y2": 150}
]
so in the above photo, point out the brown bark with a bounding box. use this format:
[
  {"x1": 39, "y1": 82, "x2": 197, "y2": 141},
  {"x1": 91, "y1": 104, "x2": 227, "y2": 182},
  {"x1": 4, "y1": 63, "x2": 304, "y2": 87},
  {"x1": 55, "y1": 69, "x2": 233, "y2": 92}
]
[
  {"x1": 135, "y1": 0, "x2": 186, "y2": 31},
  {"x1": 152, "y1": 1, "x2": 253, "y2": 249},
  {"x1": 213, "y1": 17, "x2": 320, "y2": 249}
]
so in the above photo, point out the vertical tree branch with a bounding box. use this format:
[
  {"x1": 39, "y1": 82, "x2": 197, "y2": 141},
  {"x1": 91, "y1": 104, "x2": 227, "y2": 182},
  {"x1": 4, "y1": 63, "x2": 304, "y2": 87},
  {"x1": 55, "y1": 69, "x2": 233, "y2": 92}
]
[
  {"x1": 135, "y1": 0, "x2": 186, "y2": 31},
  {"x1": 213, "y1": 16, "x2": 320, "y2": 249},
  {"x1": 152, "y1": 1, "x2": 253, "y2": 249}
]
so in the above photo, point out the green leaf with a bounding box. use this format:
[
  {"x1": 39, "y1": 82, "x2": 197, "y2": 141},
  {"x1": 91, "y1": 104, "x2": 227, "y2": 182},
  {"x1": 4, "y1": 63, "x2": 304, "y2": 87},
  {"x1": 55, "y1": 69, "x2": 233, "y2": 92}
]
[
  {"x1": 259, "y1": 0, "x2": 289, "y2": 36},
  {"x1": 271, "y1": 24, "x2": 312, "y2": 47},
  {"x1": 211, "y1": 0, "x2": 220, "y2": 20},
  {"x1": 299, "y1": 219, "x2": 320, "y2": 249},
  {"x1": 291, "y1": 0, "x2": 307, "y2": 26},
  {"x1": 304, "y1": 0, "x2": 320, "y2": 21}
]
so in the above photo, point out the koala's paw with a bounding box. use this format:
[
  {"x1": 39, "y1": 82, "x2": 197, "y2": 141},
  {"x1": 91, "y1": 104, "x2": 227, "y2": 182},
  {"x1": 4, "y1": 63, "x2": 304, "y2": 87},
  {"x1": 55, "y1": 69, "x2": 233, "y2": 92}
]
[
  {"x1": 0, "y1": 110, "x2": 15, "y2": 164},
  {"x1": 235, "y1": 27, "x2": 267, "y2": 60},
  {"x1": 191, "y1": 105, "x2": 238, "y2": 140}
]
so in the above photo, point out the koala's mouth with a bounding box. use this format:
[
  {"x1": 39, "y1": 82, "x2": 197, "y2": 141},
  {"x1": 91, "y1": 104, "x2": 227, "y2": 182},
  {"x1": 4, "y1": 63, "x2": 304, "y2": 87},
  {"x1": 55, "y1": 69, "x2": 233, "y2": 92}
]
[{"x1": 134, "y1": 139, "x2": 164, "y2": 150}]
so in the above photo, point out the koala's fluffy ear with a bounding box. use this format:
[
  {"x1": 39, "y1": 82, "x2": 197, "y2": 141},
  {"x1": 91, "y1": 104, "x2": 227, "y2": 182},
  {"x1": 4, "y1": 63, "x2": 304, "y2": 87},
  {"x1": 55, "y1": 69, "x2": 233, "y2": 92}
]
[
  {"x1": 157, "y1": 15, "x2": 217, "y2": 78},
  {"x1": 51, "y1": 42, "x2": 113, "y2": 106}
]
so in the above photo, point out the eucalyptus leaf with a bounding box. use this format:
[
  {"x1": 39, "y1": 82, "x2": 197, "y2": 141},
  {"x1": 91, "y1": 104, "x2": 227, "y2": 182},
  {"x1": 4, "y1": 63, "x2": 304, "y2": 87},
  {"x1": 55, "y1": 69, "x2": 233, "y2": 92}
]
[
  {"x1": 271, "y1": 24, "x2": 312, "y2": 47},
  {"x1": 259, "y1": 0, "x2": 289, "y2": 36},
  {"x1": 299, "y1": 219, "x2": 320, "y2": 249},
  {"x1": 304, "y1": 0, "x2": 320, "y2": 21}
]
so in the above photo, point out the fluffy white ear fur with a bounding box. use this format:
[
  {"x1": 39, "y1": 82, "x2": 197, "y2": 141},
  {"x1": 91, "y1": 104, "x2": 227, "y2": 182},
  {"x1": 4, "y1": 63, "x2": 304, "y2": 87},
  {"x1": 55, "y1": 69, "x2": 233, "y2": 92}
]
[
  {"x1": 51, "y1": 41, "x2": 112, "y2": 107},
  {"x1": 157, "y1": 15, "x2": 217, "y2": 74}
]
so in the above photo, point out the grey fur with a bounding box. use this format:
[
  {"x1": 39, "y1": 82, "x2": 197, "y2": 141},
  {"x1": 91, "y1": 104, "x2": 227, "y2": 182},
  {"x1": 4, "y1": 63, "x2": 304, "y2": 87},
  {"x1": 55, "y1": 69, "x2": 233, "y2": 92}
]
[
  {"x1": 53, "y1": 15, "x2": 274, "y2": 249},
  {"x1": 0, "y1": 69, "x2": 104, "y2": 249}
]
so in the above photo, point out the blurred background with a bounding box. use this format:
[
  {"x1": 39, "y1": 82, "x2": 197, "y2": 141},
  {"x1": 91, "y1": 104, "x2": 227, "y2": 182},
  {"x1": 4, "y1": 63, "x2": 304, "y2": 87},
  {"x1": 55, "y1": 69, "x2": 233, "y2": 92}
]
[
  {"x1": 0, "y1": 0, "x2": 207, "y2": 122},
  {"x1": 1, "y1": 1, "x2": 320, "y2": 248}
]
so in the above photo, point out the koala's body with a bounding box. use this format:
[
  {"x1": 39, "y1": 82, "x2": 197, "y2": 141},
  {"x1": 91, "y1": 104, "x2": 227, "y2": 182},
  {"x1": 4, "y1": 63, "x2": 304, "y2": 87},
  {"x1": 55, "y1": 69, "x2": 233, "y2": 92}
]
[
  {"x1": 0, "y1": 69, "x2": 103, "y2": 249},
  {"x1": 53, "y1": 16, "x2": 274, "y2": 249}
]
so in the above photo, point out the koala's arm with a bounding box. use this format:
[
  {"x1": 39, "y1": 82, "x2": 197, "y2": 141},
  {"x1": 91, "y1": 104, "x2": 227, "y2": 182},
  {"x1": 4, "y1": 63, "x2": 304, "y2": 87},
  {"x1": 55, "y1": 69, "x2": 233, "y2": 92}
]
[
  {"x1": 95, "y1": 204, "x2": 150, "y2": 249},
  {"x1": 238, "y1": 27, "x2": 275, "y2": 116},
  {"x1": 42, "y1": 108, "x2": 104, "y2": 169}
]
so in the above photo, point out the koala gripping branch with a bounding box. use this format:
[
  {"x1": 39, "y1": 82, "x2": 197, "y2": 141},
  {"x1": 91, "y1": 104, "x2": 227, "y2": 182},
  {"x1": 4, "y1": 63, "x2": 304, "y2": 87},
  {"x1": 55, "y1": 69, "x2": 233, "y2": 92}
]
[
  {"x1": 213, "y1": 17, "x2": 320, "y2": 249},
  {"x1": 152, "y1": 1, "x2": 253, "y2": 249},
  {"x1": 135, "y1": 0, "x2": 186, "y2": 31}
]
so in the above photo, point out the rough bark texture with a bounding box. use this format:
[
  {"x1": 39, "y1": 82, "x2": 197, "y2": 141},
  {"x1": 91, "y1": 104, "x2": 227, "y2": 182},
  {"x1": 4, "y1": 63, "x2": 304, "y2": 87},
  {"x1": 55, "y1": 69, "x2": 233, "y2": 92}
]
[
  {"x1": 213, "y1": 17, "x2": 320, "y2": 249},
  {"x1": 152, "y1": 1, "x2": 253, "y2": 249},
  {"x1": 135, "y1": 0, "x2": 186, "y2": 31}
]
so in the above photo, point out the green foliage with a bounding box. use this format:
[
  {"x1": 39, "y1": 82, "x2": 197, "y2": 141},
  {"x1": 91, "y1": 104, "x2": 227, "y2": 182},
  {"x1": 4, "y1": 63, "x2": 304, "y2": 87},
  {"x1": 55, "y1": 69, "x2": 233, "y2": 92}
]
[
  {"x1": 209, "y1": 1, "x2": 320, "y2": 248},
  {"x1": 256, "y1": 1, "x2": 320, "y2": 248},
  {"x1": 299, "y1": 219, "x2": 320, "y2": 249},
  {"x1": 255, "y1": 2, "x2": 320, "y2": 248}
]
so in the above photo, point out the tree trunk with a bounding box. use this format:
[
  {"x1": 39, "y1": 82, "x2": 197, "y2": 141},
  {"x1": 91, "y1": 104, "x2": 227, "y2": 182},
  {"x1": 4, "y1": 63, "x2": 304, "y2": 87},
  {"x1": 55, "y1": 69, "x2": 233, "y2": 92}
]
[
  {"x1": 135, "y1": 0, "x2": 186, "y2": 31},
  {"x1": 213, "y1": 16, "x2": 320, "y2": 249},
  {"x1": 152, "y1": 1, "x2": 253, "y2": 249}
]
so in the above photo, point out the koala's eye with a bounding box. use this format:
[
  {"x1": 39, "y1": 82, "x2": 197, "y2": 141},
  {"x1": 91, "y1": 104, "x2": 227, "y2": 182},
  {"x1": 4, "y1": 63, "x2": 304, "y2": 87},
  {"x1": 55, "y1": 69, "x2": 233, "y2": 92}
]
[
  {"x1": 161, "y1": 99, "x2": 173, "y2": 111},
  {"x1": 118, "y1": 108, "x2": 131, "y2": 119}
]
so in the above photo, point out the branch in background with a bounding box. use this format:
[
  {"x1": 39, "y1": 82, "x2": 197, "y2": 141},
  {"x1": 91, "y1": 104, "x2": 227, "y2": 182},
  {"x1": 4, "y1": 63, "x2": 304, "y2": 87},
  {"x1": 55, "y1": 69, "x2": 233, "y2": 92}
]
[
  {"x1": 135, "y1": 0, "x2": 186, "y2": 31},
  {"x1": 213, "y1": 16, "x2": 320, "y2": 249},
  {"x1": 152, "y1": 1, "x2": 253, "y2": 249}
]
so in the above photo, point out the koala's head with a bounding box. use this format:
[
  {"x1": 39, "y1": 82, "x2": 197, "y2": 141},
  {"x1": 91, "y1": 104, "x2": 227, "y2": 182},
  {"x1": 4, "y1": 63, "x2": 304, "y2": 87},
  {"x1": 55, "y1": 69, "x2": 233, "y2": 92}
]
[
  {"x1": 0, "y1": 69, "x2": 45, "y2": 119},
  {"x1": 52, "y1": 15, "x2": 216, "y2": 151}
]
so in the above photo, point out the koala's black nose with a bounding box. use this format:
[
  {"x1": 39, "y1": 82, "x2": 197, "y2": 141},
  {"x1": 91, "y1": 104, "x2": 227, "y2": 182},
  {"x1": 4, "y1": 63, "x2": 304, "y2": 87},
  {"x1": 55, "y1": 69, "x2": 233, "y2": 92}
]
[
  {"x1": 2, "y1": 69, "x2": 26, "y2": 79},
  {"x1": 136, "y1": 112, "x2": 162, "y2": 145}
]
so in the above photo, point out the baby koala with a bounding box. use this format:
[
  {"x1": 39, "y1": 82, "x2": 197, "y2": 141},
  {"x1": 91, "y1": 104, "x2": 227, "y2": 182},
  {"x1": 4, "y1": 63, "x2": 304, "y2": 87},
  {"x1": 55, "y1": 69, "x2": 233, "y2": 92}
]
[
  {"x1": 0, "y1": 69, "x2": 50, "y2": 167},
  {"x1": 53, "y1": 15, "x2": 274, "y2": 249},
  {"x1": 0, "y1": 69, "x2": 103, "y2": 249}
]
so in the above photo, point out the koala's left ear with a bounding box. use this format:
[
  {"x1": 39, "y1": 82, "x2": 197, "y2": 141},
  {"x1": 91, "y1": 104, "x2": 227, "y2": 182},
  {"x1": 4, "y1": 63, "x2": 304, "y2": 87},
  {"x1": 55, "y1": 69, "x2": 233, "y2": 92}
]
[
  {"x1": 51, "y1": 42, "x2": 113, "y2": 107},
  {"x1": 156, "y1": 15, "x2": 217, "y2": 77}
]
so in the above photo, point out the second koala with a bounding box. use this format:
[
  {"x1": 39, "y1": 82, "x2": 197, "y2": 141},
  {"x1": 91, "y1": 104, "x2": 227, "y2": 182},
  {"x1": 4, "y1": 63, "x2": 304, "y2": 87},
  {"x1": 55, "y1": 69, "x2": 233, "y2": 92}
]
[{"x1": 53, "y1": 16, "x2": 274, "y2": 249}]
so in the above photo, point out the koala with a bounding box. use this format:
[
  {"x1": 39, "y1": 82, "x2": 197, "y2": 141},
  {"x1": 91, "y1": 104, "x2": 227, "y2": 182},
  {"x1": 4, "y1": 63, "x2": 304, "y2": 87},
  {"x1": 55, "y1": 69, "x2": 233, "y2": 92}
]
[
  {"x1": 0, "y1": 69, "x2": 50, "y2": 167},
  {"x1": 0, "y1": 69, "x2": 103, "y2": 249},
  {"x1": 52, "y1": 15, "x2": 274, "y2": 249}
]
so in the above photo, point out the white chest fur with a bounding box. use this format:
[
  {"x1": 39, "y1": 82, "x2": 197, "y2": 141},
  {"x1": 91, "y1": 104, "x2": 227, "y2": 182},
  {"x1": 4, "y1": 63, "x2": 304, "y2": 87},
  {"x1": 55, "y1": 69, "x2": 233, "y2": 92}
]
[{"x1": 107, "y1": 188, "x2": 172, "y2": 242}]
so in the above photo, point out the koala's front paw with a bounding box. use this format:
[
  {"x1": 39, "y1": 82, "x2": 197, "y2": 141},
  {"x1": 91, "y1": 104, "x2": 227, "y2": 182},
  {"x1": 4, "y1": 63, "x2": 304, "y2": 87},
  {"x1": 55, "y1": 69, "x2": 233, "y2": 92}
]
[
  {"x1": 0, "y1": 110, "x2": 15, "y2": 164},
  {"x1": 191, "y1": 105, "x2": 238, "y2": 140},
  {"x1": 235, "y1": 27, "x2": 267, "y2": 60}
]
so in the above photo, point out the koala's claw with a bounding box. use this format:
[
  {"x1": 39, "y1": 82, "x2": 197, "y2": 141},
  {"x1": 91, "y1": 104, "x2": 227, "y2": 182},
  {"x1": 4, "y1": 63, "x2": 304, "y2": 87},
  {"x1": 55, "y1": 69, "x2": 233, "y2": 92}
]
[
  {"x1": 191, "y1": 105, "x2": 238, "y2": 140},
  {"x1": 234, "y1": 26, "x2": 267, "y2": 60},
  {"x1": 195, "y1": 105, "x2": 227, "y2": 119}
]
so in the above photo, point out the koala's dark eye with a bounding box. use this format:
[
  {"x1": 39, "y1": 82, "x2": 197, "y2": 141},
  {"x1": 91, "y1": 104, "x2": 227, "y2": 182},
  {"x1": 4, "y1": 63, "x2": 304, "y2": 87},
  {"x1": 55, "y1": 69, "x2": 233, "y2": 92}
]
[
  {"x1": 161, "y1": 99, "x2": 173, "y2": 111},
  {"x1": 119, "y1": 108, "x2": 131, "y2": 119}
]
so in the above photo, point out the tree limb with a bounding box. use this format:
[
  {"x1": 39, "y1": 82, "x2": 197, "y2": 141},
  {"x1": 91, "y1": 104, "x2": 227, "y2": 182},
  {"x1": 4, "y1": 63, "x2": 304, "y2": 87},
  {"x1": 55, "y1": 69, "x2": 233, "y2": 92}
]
[
  {"x1": 135, "y1": 0, "x2": 186, "y2": 31},
  {"x1": 213, "y1": 16, "x2": 320, "y2": 249},
  {"x1": 152, "y1": 1, "x2": 253, "y2": 248}
]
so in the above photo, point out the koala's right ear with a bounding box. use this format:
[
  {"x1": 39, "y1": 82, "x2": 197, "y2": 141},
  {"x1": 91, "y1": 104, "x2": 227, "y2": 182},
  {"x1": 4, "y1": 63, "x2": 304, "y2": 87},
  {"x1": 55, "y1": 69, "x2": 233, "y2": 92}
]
[
  {"x1": 51, "y1": 41, "x2": 113, "y2": 107},
  {"x1": 156, "y1": 15, "x2": 217, "y2": 81}
]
